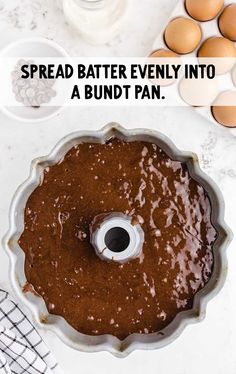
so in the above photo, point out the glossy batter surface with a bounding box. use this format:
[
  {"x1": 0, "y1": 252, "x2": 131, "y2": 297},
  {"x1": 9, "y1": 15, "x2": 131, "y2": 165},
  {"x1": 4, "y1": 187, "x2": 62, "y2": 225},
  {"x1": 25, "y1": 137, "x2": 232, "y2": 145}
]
[{"x1": 19, "y1": 138, "x2": 217, "y2": 339}]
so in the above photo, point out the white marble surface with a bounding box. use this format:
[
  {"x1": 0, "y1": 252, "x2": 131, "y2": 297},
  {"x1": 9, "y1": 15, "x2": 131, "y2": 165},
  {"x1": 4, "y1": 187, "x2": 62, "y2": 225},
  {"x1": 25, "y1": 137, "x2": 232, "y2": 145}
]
[{"x1": 0, "y1": 1, "x2": 236, "y2": 373}]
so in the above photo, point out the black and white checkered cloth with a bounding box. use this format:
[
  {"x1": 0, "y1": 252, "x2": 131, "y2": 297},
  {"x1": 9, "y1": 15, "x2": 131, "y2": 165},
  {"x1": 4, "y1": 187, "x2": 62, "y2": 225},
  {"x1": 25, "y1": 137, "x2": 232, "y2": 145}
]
[{"x1": 0, "y1": 290, "x2": 63, "y2": 374}]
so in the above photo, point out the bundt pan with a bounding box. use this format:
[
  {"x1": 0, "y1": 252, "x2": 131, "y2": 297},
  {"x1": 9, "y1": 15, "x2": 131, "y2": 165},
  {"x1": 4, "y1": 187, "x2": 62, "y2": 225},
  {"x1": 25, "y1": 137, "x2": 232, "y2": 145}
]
[{"x1": 3, "y1": 123, "x2": 232, "y2": 357}]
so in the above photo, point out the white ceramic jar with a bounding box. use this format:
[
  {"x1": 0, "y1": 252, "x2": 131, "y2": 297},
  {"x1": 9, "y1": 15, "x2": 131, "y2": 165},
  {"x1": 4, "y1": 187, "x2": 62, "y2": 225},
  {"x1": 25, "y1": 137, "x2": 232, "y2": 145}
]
[{"x1": 62, "y1": 0, "x2": 127, "y2": 44}]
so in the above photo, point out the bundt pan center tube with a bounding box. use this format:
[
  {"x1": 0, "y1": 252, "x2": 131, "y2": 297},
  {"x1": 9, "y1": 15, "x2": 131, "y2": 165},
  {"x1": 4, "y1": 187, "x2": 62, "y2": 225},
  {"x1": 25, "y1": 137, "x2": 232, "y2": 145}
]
[
  {"x1": 3, "y1": 123, "x2": 232, "y2": 357},
  {"x1": 90, "y1": 212, "x2": 144, "y2": 263}
]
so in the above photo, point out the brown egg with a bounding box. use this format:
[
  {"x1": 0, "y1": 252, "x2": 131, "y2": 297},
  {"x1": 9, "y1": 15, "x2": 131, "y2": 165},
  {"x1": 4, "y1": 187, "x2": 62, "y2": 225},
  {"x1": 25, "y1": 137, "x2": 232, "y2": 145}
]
[
  {"x1": 219, "y1": 4, "x2": 236, "y2": 41},
  {"x1": 164, "y1": 17, "x2": 202, "y2": 54},
  {"x1": 185, "y1": 0, "x2": 224, "y2": 21},
  {"x1": 198, "y1": 37, "x2": 236, "y2": 58},
  {"x1": 148, "y1": 49, "x2": 180, "y2": 86},
  {"x1": 212, "y1": 91, "x2": 236, "y2": 128},
  {"x1": 149, "y1": 49, "x2": 178, "y2": 58},
  {"x1": 198, "y1": 37, "x2": 236, "y2": 73},
  {"x1": 179, "y1": 77, "x2": 218, "y2": 107}
]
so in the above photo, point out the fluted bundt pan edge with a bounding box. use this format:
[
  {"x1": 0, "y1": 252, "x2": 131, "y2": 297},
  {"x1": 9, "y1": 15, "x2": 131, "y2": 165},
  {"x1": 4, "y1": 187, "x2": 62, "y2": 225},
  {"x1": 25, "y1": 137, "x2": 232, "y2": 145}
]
[{"x1": 3, "y1": 123, "x2": 232, "y2": 357}]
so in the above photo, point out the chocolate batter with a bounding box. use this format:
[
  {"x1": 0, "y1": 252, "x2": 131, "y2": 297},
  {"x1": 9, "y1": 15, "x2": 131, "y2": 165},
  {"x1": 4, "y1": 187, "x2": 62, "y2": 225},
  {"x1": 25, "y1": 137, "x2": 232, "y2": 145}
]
[{"x1": 19, "y1": 138, "x2": 217, "y2": 340}]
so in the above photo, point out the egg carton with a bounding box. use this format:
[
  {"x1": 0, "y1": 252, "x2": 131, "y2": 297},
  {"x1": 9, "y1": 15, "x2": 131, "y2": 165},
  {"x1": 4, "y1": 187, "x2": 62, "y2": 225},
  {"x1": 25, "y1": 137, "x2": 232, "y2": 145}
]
[{"x1": 152, "y1": 0, "x2": 236, "y2": 131}]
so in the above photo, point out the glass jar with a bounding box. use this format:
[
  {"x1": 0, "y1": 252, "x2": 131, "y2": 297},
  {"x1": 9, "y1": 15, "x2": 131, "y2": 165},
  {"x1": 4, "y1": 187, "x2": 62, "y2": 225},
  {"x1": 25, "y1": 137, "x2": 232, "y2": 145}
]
[{"x1": 62, "y1": 0, "x2": 127, "y2": 44}]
